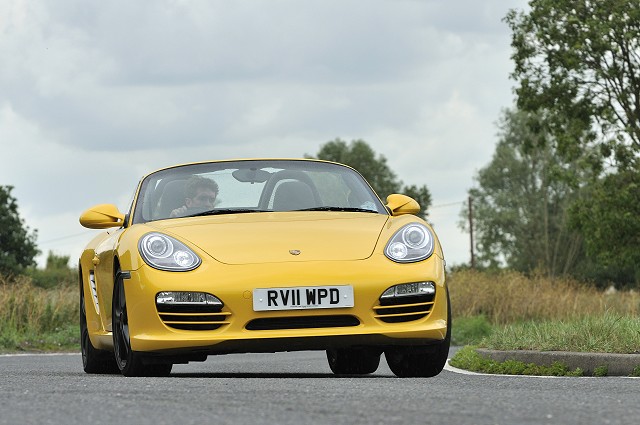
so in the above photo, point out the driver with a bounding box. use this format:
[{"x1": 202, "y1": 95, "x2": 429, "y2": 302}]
[{"x1": 170, "y1": 175, "x2": 219, "y2": 217}]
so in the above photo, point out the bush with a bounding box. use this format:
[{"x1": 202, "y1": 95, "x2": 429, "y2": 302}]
[{"x1": 27, "y1": 267, "x2": 76, "y2": 289}]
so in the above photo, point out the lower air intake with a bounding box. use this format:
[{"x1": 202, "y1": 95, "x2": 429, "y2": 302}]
[{"x1": 246, "y1": 315, "x2": 360, "y2": 331}]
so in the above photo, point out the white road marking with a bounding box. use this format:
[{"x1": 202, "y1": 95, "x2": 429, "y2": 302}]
[{"x1": 444, "y1": 359, "x2": 640, "y2": 379}]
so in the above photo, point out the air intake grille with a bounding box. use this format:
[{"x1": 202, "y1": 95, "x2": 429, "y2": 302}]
[
  {"x1": 157, "y1": 303, "x2": 230, "y2": 331},
  {"x1": 373, "y1": 294, "x2": 435, "y2": 323},
  {"x1": 246, "y1": 315, "x2": 360, "y2": 331}
]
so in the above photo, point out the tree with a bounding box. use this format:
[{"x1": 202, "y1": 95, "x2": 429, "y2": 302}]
[
  {"x1": 505, "y1": 0, "x2": 640, "y2": 168},
  {"x1": 45, "y1": 251, "x2": 71, "y2": 270},
  {"x1": 312, "y1": 139, "x2": 402, "y2": 197},
  {"x1": 28, "y1": 251, "x2": 75, "y2": 288},
  {"x1": 570, "y1": 168, "x2": 640, "y2": 286},
  {"x1": 0, "y1": 186, "x2": 39, "y2": 276},
  {"x1": 309, "y1": 139, "x2": 432, "y2": 219},
  {"x1": 462, "y1": 110, "x2": 586, "y2": 277},
  {"x1": 506, "y1": 1, "x2": 640, "y2": 286}
]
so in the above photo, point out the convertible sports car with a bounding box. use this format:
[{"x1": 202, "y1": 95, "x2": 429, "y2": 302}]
[{"x1": 78, "y1": 159, "x2": 450, "y2": 377}]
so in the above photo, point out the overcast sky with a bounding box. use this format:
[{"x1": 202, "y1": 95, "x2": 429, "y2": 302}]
[{"x1": 1, "y1": 0, "x2": 528, "y2": 267}]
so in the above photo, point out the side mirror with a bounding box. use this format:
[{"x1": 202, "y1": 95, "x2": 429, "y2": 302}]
[
  {"x1": 386, "y1": 194, "x2": 420, "y2": 216},
  {"x1": 79, "y1": 204, "x2": 125, "y2": 229}
]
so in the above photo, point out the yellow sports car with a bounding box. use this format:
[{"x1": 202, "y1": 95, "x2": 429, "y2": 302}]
[{"x1": 78, "y1": 159, "x2": 449, "y2": 377}]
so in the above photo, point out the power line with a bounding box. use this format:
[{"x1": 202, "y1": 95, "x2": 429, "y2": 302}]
[
  {"x1": 39, "y1": 231, "x2": 94, "y2": 245},
  {"x1": 430, "y1": 200, "x2": 465, "y2": 209}
]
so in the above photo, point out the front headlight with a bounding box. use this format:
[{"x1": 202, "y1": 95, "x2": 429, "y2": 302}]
[
  {"x1": 384, "y1": 223, "x2": 435, "y2": 263},
  {"x1": 139, "y1": 232, "x2": 201, "y2": 271}
]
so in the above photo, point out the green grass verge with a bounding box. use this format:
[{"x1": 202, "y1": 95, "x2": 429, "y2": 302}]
[
  {"x1": 479, "y1": 313, "x2": 640, "y2": 354},
  {"x1": 450, "y1": 314, "x2": 640, "y2": 376},
  {"x1": 450, "y1": 346, "x2": 584, "y2": 376},
  {"x1": 0, "y1": 324, "x2": 80, "y2": 353},
  {"x1": 451, "y1": 315, "x2": 493, "y2": 346}
]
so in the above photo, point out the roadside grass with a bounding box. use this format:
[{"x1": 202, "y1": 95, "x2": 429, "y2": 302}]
[
  {"x1": 0, "y1": 275, "x2": 79, "y2": 352},
  {"x1": 448, "y1": 270, "x2": 640, "y2": 376},
  {"x1": 479, "y1": 313, "x2": 640, "y2": 354},
  {"x1": 451, "y1": 315, "x2": 492, "y2": 346},
  {"x1": 448, "y1": 269, "x2": 640, "y2": 348},
  {"x1": 449, "y1": 346, "x2": 585, "y2": 376},
  {"x1": 447, "y1": 269, "x2": 639, "y2": 324},
  {"x1": 452, "y1": 313, "x2": 640, "y2": 353},
  {"x1": 0, "y1": 324, "x2": 79, "y2": 352}
]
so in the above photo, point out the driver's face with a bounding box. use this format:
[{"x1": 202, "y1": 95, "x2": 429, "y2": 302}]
[{"x1": 186, "y1": 188, "x2": 217, "y2": 209}]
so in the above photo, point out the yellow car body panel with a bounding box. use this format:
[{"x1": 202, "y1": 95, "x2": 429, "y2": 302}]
[
  {"x1": 81, "y1": 212, "x2": 446, "y2": 351},
  {"x1": 149, "y1": 212, "x2": 388, "y2": 263}
]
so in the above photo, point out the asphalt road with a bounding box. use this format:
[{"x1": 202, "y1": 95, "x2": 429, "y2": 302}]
[{"x1": 1, "y1": 350, "x2": 637, "y2": 425}]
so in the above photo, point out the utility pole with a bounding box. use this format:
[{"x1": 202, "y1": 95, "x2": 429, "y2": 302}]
[{"x1": 468, "y1": 196, "x2": 475, "y2": 269}]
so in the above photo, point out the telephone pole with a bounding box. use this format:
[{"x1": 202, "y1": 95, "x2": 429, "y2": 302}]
[{"x1": 468, "y1": 196, "x2": 475, "y2": 269}]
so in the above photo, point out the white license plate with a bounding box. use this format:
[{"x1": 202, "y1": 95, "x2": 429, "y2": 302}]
[{"x1": 253, "y1": 285, "x2": 354, "y2": 311}]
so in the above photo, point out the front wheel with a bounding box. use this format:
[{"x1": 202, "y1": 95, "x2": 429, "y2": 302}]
[
  {"x1": 385, "y1": 340, "x2": 449, "y2": 378},
  {"x1": 385, "y1": 290, "x2": 451, "y2": 378},
  {"x1": 326, "y1": 348, "x2": 381, "y2": 375},
  {"x1": 112, "y1": 268, "x2": 172, "y2": 377}
]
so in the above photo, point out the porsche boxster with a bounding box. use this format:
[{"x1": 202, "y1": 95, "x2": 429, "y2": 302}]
[{"x1": 78, "y1": 159, "x2": 450, "y2": 377}]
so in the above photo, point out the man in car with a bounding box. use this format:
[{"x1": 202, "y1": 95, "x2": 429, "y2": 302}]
[{"x1": 170, "y1": 175, "x2": 219, "y2": 217}]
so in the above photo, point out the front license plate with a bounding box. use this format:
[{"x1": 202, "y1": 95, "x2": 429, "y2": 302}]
[{"x1": 253, "y1": 285, "x2": 354, "y2": 312}]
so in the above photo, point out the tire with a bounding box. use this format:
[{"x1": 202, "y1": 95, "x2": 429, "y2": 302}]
[
  {"x1": 80, "y1": 280, "x2": 119, "y2": 374},
  {"x1": 326, "y1": 348, "x2": 381, "y2": 375},
  {"x1": 385, "y1": 290, "x2": 452, "y2": 378},
  {"x1": 112, "y1": 268, "x2": 172, "y2": 377}
]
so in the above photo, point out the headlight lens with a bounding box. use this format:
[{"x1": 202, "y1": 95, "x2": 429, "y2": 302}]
[
  {"x1": 384, "y1": 224, "x2": 435, "y2": 263},
  {"x1": 139, "y1": 233, "x2": 201, "y2": 271}
]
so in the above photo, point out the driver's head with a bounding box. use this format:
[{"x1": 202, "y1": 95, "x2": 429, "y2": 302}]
[{"x1": 184, "y1": 176, "x2": 219, "y2": 210}]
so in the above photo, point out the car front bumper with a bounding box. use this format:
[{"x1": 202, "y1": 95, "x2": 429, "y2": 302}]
[{"x1": 123, "y1": 253, "x2": 448, "y2": 356}]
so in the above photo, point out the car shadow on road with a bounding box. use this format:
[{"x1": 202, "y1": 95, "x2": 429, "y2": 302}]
[{"x1": 170, "y1": 372, "x2": 396, "y2": 379}]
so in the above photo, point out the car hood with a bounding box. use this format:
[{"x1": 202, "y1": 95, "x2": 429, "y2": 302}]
[{"x1": 148, "y1": 212, "x2": 390, "y2": 265}]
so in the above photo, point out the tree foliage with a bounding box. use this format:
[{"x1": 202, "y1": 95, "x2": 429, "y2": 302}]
[
  {"x1": 504, "y1": 1, "x2": 640, "y2": 286},
  {"x1": 45, "y1": 251, "x2": 71, "y2": 270},
  {"x1": 309, "y1": 139, "x2": 432, "y2": 218},
  {"x1": 505, "y1": 0, "x2": 640, "y2": 168},
  {"x1": 570, "y1": 167, "x2": 640, "y2": 285},
  {"x1": 28, "y1": 251, "x2": 76, "y2": 288},
  {"x1": 0, "y1": 186, "x2": 39, "y2": 277},
  {"x1": 463, "y1": 110, "x2": 586, "y2": 277}
]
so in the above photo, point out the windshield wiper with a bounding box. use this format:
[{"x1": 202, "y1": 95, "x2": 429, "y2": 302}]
[
  {"x1": 295, "y1": 206, "x2": 379, "y2": 213},
  {"x1": 187, "y1": 208, "x2": 269, "y2": 217}
]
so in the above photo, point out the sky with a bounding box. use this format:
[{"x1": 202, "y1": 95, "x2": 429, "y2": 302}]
[{"x1": 0, "y1": 0, "x2": 528, "y2": 267}]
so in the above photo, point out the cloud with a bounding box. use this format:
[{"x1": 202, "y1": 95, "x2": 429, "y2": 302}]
[{"x1": 0, "y1": 0, "x2": 528, "y2": 266}]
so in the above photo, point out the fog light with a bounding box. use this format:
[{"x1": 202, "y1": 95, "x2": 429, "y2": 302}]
[
  {"x1": 156, "y1": 291, "x2": 222, "y2": 306},
  {"x1": 380, "y1": 281, "x2": 435, "y2": 299}
]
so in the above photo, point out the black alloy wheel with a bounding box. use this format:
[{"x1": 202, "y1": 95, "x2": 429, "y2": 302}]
[
  {"x1": 385, "y1": 290, "x2": 451, "y2": 378},
  {"x1": 326, "y1": 347, "x2": 381, "y2": 375},
  {"x1": 112, "y1": 268, "x2": 172, "y2": 377}
]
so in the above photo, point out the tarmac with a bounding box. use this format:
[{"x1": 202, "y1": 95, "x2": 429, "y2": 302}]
[{"x1": 475, "y1": 348, "x2": 640, "y2": 376}]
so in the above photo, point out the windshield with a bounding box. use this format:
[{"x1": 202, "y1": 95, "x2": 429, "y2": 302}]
[{"x1": 131, "y1": 160, "x2": 387, "y2": 224}]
